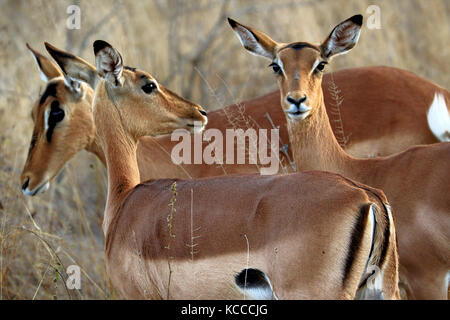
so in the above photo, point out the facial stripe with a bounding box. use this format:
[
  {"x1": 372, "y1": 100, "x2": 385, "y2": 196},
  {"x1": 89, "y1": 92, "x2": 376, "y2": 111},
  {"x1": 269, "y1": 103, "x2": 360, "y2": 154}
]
[
  {"x1": 45, "y1": 101, "x2": 65, "y2": 143},
  {"x1": 39, "y1": 82, "x2": 58, "y2": 104}
]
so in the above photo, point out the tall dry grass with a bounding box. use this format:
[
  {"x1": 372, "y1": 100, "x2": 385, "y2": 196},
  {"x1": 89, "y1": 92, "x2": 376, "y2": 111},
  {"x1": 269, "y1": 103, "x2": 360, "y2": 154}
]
[{"x1": 0, "y1": 0, "x2": 448, "y2": 299}]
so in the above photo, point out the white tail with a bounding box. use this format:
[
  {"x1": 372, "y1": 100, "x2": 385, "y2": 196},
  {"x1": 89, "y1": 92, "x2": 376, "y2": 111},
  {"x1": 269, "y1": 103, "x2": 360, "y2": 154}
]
[
  {"x1": 234, "y1": 268, "x2": 277, "y2": 300},
  {"x1": 427, "y1": 92, "x2": 450, "y2": 142}
]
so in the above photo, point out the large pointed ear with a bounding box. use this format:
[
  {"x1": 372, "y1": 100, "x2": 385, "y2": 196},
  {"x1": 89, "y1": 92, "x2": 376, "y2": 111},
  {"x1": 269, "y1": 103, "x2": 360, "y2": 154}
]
[
  {"x1": 320, "y1": 15, "x2": 363, "y2": 59},
  {"x1": 93, "y1": 40, "x2": 124, "y2": 87},
  {"x1": 45, "y1": 42, "x2": 98, "y2": 89},
  {"x1": 228, "y1": 18, "x2": 278, "y2": 60},
  {"x1": 26, "y1": 43, "x2": 63, "y2": 82}
]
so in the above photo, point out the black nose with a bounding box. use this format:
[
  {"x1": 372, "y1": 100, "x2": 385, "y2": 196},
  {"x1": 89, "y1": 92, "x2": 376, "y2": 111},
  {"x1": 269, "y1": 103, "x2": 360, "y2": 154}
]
[
  {"x1": 199, "y1": 109, "x2": 207, "y2": 117},
  {"x1": 287, "y1": 96, "x2": 307, "y2": 106},
  {"x1": 22, "y1": 177, "x2": 30, "y2": 191}
]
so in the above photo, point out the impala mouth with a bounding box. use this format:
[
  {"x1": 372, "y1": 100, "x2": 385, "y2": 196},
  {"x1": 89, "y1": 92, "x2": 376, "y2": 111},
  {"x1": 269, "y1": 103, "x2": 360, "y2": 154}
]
[
  {"x1": 22, "y1": 179, "x2": 50, "y2": 196},
  {"x1": 187, "y1": 122, "x2": 206, "y2": 134},
  {"x1": 286, "y1": 104, "x2": 312, "y2": 120},
  {"x1": 186, "y1": 114, "x2": 207, "y2": 133}
]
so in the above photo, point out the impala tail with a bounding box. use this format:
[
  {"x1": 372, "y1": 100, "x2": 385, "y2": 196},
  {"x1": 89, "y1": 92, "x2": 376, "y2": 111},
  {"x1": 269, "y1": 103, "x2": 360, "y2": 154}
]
[
  {"x1": 355, "y1": 203, "x2": 399, "y2": 300},
  {"x1": 235, "y1": 268, "x2": 277, "y2": 300},
  {"x1": 427, "y1": 92, "x2": 450, "y2": 142}
]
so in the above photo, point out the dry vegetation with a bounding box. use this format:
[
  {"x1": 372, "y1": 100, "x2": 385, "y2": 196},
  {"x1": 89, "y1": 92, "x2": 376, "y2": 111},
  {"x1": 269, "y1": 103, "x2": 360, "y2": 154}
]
[{"x1": 0, "y1": 0, "x2": 448, "y2": 299}]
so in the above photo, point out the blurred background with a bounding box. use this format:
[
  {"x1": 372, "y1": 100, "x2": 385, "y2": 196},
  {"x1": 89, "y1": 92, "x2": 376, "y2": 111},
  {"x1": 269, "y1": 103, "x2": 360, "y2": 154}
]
[{"x1": 0, "y1": 0, "x2": 448, "y2": 299}]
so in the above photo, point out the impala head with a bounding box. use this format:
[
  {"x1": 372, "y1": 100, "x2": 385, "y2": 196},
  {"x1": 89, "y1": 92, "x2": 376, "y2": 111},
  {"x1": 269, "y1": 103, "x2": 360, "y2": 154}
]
[
  {"x1": 46, "y1": 40, "x2": 207, "y2": 141},
  {"x1": 20, "y1": 44, "x2": 95, "y2": 196},
  {"x1": 229, "y1": 15, "x2": 362, "y2": 121}
]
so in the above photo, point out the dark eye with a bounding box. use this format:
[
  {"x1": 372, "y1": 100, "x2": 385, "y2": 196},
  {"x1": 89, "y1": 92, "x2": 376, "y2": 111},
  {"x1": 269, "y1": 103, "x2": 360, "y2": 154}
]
[
  {"x1": 315, "y1": 61, "x2": 327, "y2": 73},
  {"x1": 46, "y1": 100, "x2": 64, "y2": 142},
  {"x1": 269, "y1": 63, "x2": 282, "y2": 75},
  {"x1": 49, "y1": 101, "x2": 64, "y2": 122},
  {"x1": 142, "y1": 82, "x2": 157, "y2": 94}
]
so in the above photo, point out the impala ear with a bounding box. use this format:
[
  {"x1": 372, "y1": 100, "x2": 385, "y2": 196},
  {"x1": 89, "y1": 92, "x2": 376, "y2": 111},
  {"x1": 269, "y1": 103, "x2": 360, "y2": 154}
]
[
  {"x1": 27, "y1": 43, "x2": 63, "y2": 82},
  {"x1": 45, "y1": 42, "x2": 98, "y2": 89},
  {"x1": 321, "y1": 15, "x2": 363, "y2": 59},
  {"x1": 228, "y1": 18, "x2": 278, "y2": 60},
  {"x1": 63, "y1": 75, "x2": 82, "y2": 98},
  {"x1": 93, "y1": 40, "x2": 124, "y2": 87}
]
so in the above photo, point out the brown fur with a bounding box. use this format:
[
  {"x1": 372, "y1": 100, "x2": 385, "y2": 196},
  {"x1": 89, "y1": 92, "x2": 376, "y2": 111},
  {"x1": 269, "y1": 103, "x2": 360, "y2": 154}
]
[
  {"x1": 31, "y1": 42, "x2": 399, "y2": 299},
  {"x1": 21, "y1": 51, "x2": 445, "y2": 192},
  {"x1": 231, "y1": 16, "x2": 450, "y2": 299},
  {"x1": 91, "y1": 42, "x2": 399, "y2": 300}
]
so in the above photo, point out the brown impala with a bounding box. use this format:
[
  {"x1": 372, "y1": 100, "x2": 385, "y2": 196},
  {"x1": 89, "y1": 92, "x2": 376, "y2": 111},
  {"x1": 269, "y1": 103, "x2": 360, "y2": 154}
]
[
  {"x1": 31, "y1": 40, "x2": 400, "y2": 299},
  {"x1": 230, "y1": 14, "x2": 450, "y2": 300},
  {"x1": 20, "y1": 42, "x2": 448, "y2": 195}
]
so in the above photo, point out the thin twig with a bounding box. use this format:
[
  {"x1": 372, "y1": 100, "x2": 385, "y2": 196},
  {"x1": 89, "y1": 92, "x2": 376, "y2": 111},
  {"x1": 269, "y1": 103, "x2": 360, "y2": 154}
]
[{"x1": 166, "y1": 182, "x2": 177, "y2": 299}]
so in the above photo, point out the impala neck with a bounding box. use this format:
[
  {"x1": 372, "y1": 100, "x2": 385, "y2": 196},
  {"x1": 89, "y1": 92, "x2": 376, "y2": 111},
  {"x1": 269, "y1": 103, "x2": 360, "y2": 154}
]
[
  {"x1": 85, "y1": 136, "x2": 107, "y2": 165},
  {"x1": 94, "y1": 82, "x2": 141, "y2": 236},
  {"x1": 286, "y1": 91, "x2": 367, "y2": 179},
  {"x1": 83, "y1": 88, "x2": 107, "y2": 165}
]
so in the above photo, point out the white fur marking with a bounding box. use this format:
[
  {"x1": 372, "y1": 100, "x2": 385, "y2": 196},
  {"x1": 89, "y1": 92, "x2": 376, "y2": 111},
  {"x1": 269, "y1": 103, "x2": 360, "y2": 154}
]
[
  {"x1": 274, "y1": 58, "x2": 285, "y2": 76},
  {"x1": 232, "y1": 25, "x2": 273, "y2": 59},
  {"x1": 427, "y1": 93, "x2": 450, "y2": 142},
  {"x1": 23, "y1": 181, "x2": 50, "y2": 196},
  {"x1": 310, "y1": 58, "x2": 321, "y2": 75},
  {"x1": 44, "y1": 108, "x2": 50, "y2": 132},
  {"x1": 239, "y1": 272, "x2": 277, "y2": 300},
  {"x1": 356, "y1": 204, "x2": 385, "y2": 300}
]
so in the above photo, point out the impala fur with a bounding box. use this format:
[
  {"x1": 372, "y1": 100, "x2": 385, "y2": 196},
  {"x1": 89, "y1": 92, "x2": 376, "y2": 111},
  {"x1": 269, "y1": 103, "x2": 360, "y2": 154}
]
[
  {"x1": 21, "y1": 44, "x2": 97, "y2": 195},
  {"x1": 21, "y1": 46, "x2": 448, "y2": 194},
  {"x1": 230, "y1": 14, "x2": 450, "y2": 300},
  {"x1": 40, "y1": 40, "x2": 398, "y2": 299}
]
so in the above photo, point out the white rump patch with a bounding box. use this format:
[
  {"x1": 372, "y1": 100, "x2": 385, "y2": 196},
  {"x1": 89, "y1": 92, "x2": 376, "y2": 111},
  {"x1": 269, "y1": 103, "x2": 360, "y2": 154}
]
[
  {"x1": 355, "y1": 204, "x2": 385, "y2": 300},
  {"x1": 235, "y1": 269, "x2": 277, "y2": 300},
  {"x1": 244, "y1": 286, "x2": 277, "y2": 300},
  {"x1": 427, "y1": 92, "x2": 450, "y2": 142}
]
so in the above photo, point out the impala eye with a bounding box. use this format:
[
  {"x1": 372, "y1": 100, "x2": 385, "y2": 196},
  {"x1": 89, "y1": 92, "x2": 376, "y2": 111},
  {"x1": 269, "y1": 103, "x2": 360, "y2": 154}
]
[
  {"x1": 269, "y1": 62, "x2": 282, "y2": 75},
  {"x1": 142, "y1": 82, "x2": 157, "y2": 94},
  {"x1": 46, "y1": 100, "x2": 64, "y2": 142},
  {"x1": 315, "y1": 61, "x2": 327, "y2": 73},
  {"x1": 49, "y1": 101, "x2": 64, "y2": 122}
]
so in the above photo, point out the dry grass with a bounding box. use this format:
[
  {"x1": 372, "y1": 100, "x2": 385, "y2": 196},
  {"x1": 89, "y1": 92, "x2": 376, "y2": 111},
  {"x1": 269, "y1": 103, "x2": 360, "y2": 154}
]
[{"x1": 0, "y1": 0, "x2": 448, "y2": 299}]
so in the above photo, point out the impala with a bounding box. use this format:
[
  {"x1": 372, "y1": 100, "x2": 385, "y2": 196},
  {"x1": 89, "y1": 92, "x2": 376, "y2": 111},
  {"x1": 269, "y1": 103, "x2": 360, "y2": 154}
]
[
  {"x1": 230, "y1": 14, "x2": 450, "y2": 300},
  {"x1": 20, "y1": 43, "x2": 449, "y2": 195},
  {"x1": 34, "y1": 40, "x2": 400, "y2": 299}
]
